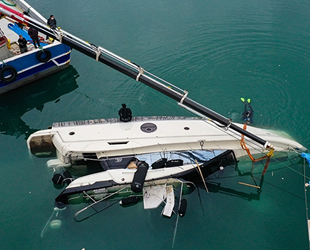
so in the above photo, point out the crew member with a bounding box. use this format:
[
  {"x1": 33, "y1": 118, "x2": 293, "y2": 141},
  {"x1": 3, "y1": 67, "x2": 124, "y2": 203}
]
[
  {"x1": 28, "y1": 27, "x2": 41, "y2": 49},
  {"x1": 47, "y1": 15, "x2": 57, "y2": 29},
  {"x1": 46, "y1": 15, "x2": 57, "y2": 40},
  {"x1": 18, "y1": 35, "x2": 27, "y2": 53}
]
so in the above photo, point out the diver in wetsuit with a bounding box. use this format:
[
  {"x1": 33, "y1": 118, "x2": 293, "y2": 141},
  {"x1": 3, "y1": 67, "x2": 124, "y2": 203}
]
[
  {"x1": 119, "y1": 103, "x2": 132, "y2": 122},
  {"x1": 241, "y1": 98, "x2": 253, "y2": 124}
]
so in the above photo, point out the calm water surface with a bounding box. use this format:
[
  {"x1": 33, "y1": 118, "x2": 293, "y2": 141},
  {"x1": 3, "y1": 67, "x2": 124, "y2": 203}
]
[{"x1": 1, "y1": 0, "x2": 310, "y2": 249}]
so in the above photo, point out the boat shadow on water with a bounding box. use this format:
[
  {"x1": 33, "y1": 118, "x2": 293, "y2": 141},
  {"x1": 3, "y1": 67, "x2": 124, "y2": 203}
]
[{"x1": 0, "y1": 65, "x2": 79, "y2": 139}]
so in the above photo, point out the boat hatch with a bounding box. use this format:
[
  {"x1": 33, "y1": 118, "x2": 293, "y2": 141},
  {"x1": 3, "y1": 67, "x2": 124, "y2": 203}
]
[
  {"x1": 140, "y1": 123, "x2": 157, "y2": 133},
  {"x1": 28, "y1": 135, "x2": 55, "y2": 157}
]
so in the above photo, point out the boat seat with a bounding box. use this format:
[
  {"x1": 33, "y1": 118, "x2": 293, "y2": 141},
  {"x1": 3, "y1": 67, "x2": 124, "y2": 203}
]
[
  {"x1": 166, "y1": 159, "x2": 183, "y2": 167},
  {"x1": 100, "y1": 156, "x2": 135, "y2": 171}
]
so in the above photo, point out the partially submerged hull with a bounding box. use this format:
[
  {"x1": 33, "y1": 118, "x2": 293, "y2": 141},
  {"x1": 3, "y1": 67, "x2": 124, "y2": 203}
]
[
  {"x1": 27, "y1": 116, "x2": 305, "y2": 207},
  {"x1": 54, "y1": 149, "x2": 237, "y2": 205},
  {"x1": 27, "y1": 116, "x2": 304, "y2": 163}
]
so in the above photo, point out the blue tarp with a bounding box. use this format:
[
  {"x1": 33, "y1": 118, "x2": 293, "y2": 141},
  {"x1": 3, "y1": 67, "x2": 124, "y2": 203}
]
[
  {"x1": 301, "y1": 153, "x2": 310, "y2": 167},
  {"x1": 7, "y1": 23, "x2": 49, "y2": 47}
]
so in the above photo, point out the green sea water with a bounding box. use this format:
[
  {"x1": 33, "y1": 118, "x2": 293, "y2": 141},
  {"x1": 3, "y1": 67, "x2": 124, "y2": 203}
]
[{"x1": 1, "y1": 0, "x2": 310, "y2": 249}]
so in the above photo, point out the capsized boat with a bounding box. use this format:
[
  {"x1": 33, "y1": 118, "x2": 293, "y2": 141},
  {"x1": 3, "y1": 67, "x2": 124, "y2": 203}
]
[
  {"x1": 30, "y1": 116, "x2": 242, "y2": 210},
  {"x1": 22, "y1": 2, "x2": 306, "y2": 217},
  {"x1": 27, "y1": 110, "x2": 305, "y2": 214},
  {"x1": 0, "y1": 0, "x2": 71, "y2": 95}
]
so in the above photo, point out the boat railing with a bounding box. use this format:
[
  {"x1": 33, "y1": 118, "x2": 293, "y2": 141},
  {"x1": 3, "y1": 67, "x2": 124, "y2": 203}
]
[
  {"x1": 0, "y1": 28, "x2": 7, "y2": 46},
  {"x1": 12, "y1": 0, "x2": 47, "y2": 23},
  {"x1": 74, "y1": 186, "x2": 129, "y2": 222}
]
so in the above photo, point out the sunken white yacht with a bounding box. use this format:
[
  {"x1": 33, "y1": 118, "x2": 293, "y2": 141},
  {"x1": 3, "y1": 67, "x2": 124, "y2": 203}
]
[
  {"x1": 27, "y1": 87, "x2": 305, "y2": 213},
  {"x1": 24, "y1": 10, "x2": 305, "y2": 216}
]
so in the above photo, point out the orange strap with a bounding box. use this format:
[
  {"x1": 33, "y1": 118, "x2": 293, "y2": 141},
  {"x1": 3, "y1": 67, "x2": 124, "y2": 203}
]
[{"x1": 240, "y1": 123, "x2": 273, "y2": 175}]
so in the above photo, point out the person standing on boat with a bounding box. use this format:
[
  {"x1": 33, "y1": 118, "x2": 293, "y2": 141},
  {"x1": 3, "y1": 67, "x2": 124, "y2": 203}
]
[
  {"x1": 119, "y1": 104, "x2": 132, "y2": 122},
  {"x1": 241, "y1": 98, "x2": 253, "y2": 124},
  {"x1": 18, "y1": 35, "x2": 28, "y2": 53},
  {"x1": 46, "y1": 15, "x2": 57, "y2": 40},
  {"x1": 28, "y1": 27, "x2": 41, "y2": 49}
]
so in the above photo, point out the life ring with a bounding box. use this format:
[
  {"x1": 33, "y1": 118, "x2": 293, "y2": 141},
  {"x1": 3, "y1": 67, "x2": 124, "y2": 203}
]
[
  {"x1": 0, "y1": 65, "x2": 17, "y2": 84},
  {"x1": 36, "y1": 49, "x2": 52, "y2": 62}
]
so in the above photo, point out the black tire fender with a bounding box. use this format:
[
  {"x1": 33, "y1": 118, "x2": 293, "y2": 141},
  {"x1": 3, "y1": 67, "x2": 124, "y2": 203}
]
[
  {"x1": 36, "y1": 49, "x2": 52, "y2": 62},
  {"x1": 0, "y1": 65, "x2": 17, "y2": 84}
]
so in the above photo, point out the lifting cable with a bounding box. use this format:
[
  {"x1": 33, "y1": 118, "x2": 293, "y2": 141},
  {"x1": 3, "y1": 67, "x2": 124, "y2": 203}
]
[
  {"x1": 240, "y1": 123, "x2": 274, "y2": 176},
  {"x1": 302, "y1": 158, "x2": 310, "y2": 248}
]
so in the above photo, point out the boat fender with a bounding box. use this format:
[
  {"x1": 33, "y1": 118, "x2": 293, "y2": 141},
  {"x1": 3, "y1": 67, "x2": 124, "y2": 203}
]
[
  {"x1": 63, "y1": 170, "x2": 73, "y2": 185},
  {"x1": 131, "y1": 161, "x2": 149, "y2": 193},
  {"x1": 151, "y1": 158, "x2": 167, "y2": 169},
  {"x1": 178, "y1": 199, "x2": 187, "y2": 217},
  {"x1": 36, "y1": 49, "x2": 52, "y2": 62},
  {"x1": 119, "y1": 196, "x2": 140, "y2": 206},
  {"x1": 0, "y1": 65, "x2": 17, "y2": 84},
  {"x1": 52, "y1": 173, "x2": 64, "y2": 185}
]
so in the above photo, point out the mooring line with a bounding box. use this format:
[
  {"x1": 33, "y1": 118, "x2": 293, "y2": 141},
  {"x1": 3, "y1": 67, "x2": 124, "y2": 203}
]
[{"x1": 303, "y1": 158, "x2": 310, "y2": 250}]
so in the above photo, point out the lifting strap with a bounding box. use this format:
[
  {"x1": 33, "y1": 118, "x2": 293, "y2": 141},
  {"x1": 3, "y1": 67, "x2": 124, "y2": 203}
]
[{"x1": 240, "y1": 123, "x2": 274, "y2": 175}]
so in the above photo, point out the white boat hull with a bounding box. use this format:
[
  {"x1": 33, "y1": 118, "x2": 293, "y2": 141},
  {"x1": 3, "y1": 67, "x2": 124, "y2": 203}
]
[{"x1": 27, "y1": 116, "x2": 304, "y2": 164}]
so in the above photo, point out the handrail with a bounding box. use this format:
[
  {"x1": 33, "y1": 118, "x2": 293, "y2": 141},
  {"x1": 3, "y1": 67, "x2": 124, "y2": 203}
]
[{"x1": 74, "y1": 186, "x2": 128, "y2": 221}]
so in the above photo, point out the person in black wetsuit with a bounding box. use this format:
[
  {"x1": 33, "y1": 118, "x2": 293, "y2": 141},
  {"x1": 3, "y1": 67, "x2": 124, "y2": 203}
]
[
  {"x1": 241, "y1": 98, "x2": 253, "y2": 124},
  {"x1": 119, "y1": 104, "x2": 132, "y2": 122}
]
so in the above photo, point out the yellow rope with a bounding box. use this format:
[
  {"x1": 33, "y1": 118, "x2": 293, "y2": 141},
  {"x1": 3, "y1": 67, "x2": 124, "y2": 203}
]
[{"x1": 240, "y1": 123, "x2": 273, "y2": 175}]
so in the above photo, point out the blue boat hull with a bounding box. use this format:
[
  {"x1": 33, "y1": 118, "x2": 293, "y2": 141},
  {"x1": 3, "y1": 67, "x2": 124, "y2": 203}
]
[{"x1": 0, "y1": 43, "x2": 71, "y2": 94}]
